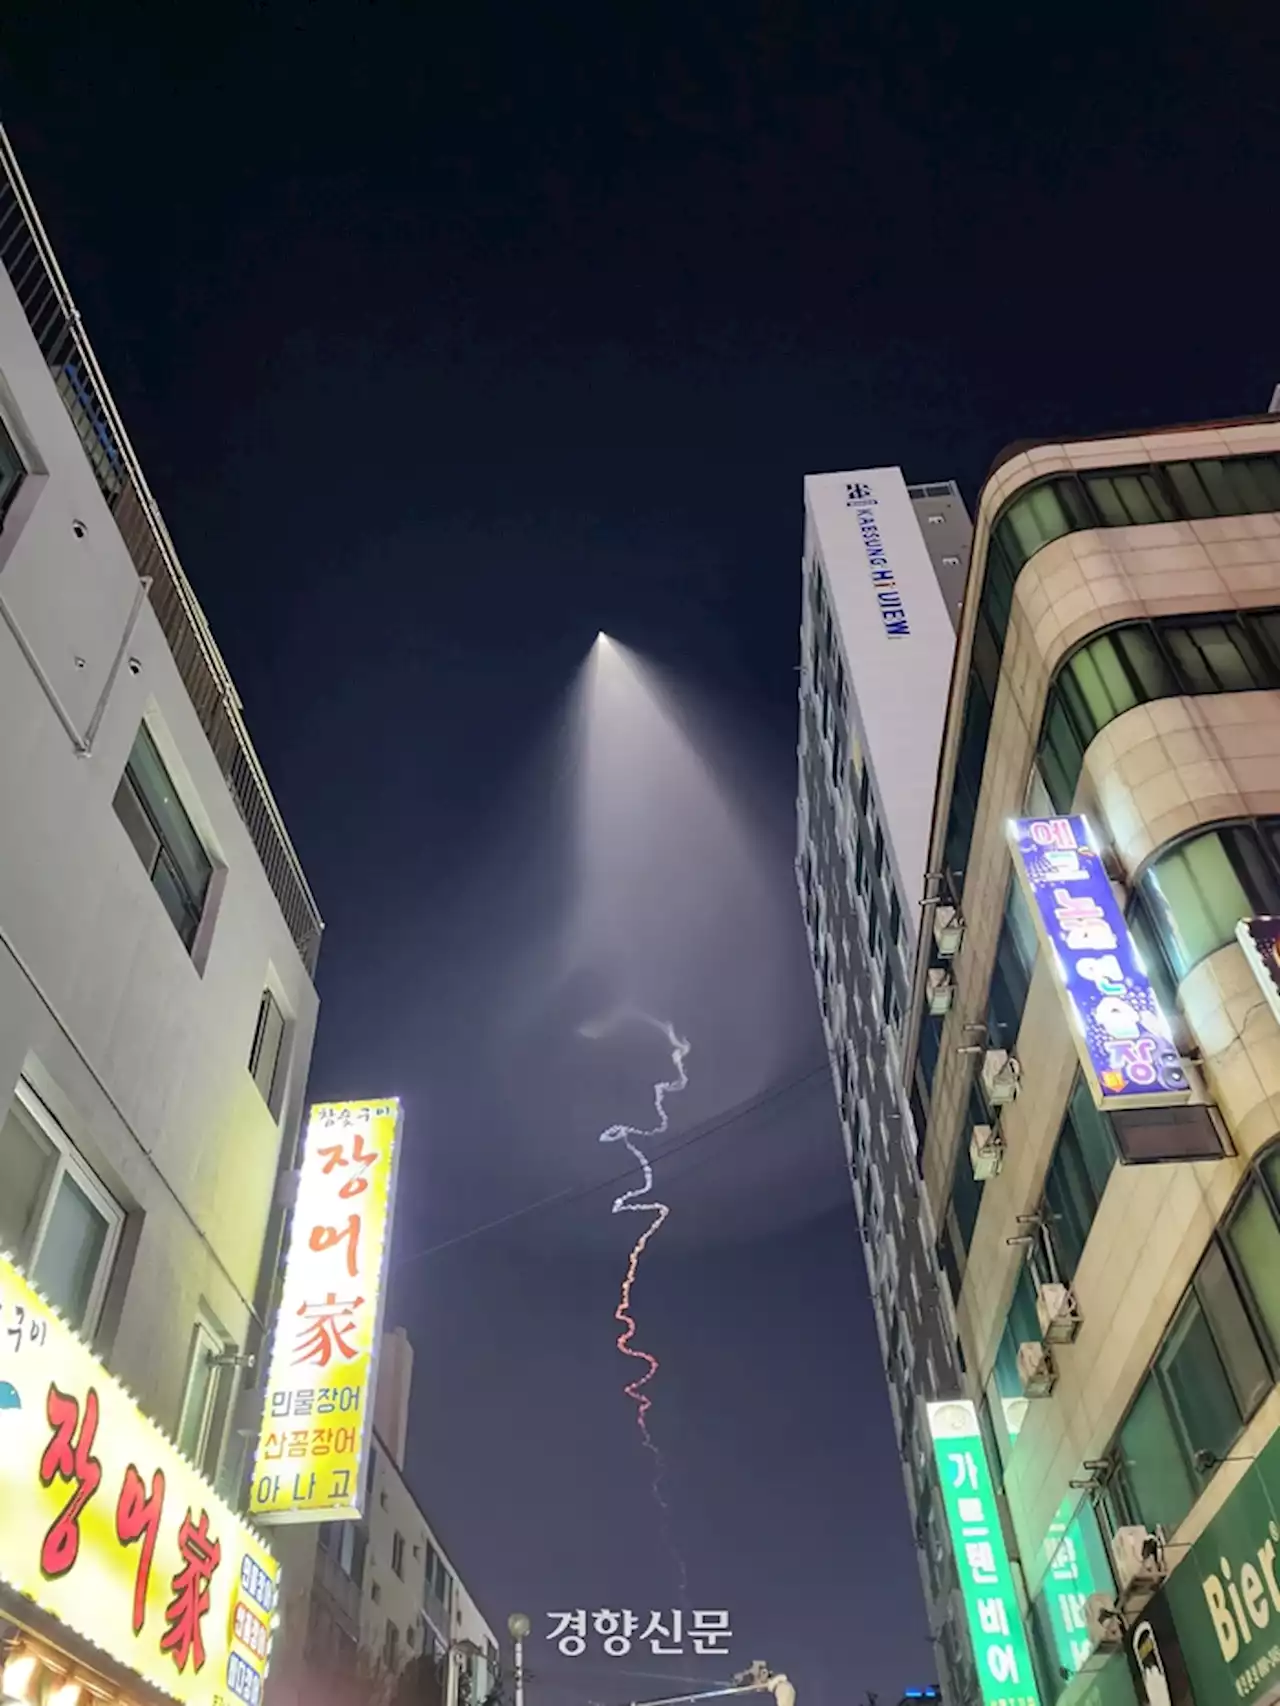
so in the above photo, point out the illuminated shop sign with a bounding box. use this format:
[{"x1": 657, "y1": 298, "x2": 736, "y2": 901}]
[
  {"x1": 251, "y1": 1098, "x2": 402, "y2": 1524},
  {"x1": 1236, "y1": 917, "x2": 1280, "y2": 1030},
  {"x1": 1010, "y1": 816, "x2": 1190, "y2": 1110},
  {"x1": 0, "y1": 1251, "x2": 278, "y2": 1706},
  {"x1": 927, "y1": 1401, "x2": 1040, "y2": 1706},
  {"x1": 1039, "y1": 1497, "x2": 1108, "y2": 1682}
]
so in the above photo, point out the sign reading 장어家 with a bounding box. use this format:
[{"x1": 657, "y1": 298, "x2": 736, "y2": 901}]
[
  {"x1": 1010, "y1": 816, "x2": 1190, "y2": 1110},
  {"x1": 251, "y1": 1098, "x2": 402, "y2": 1524},
  {"x1": 927, "y1": 1401, "x2": 1040, "y2": 1706},
  {"x1": 0, "y1": 1251, "x2": 279, "y2": 1706}
]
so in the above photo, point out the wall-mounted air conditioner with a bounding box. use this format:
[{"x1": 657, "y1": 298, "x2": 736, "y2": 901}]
[
  {"x1": 1112, "y1": 1527, "x2": 1166, "y2": 1603},
  {"x1": 1084, "y1": 1594, "x2": 1124, "y2": 1655},
  {"x1": 969, "y1": 1124, "x2": 1003, "y2": 1182},
  {"x1": 981, "y1": 1049, "x2": 1021, "y2": 1106},
  {"x1": 926, "y1": 967, "x2": 954, "y2": 1016},
  {"x1": 933, "y1": 906, "x2": 964, "y2": 958},
  {"x1": 1036, "y1": 1282, "x2": 1082, "y2": 1346},
  {"x1": 1016, "y1": 1339, "x2": 1056, "y2": 1398}
]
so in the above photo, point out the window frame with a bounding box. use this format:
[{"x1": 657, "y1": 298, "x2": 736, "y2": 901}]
[
  {"x1": 112, "y1": 721, "x2": 214, "y2": 952},
  {"x1": 248, "y1": 988, "x2": 288, "y2": 1110},
  {"x1": 177, "y1": 1312, "x2": 234, "y2": 1477},
  {"x1": 1134, "y1": 816, "x2": 1280, "y2": 984},
  {"x1": 2, "y1": 1081, "x2": 124, "y2": 1336},
  {"x1": 0, "y1": 408, "x2": 26, "y2": 527}
]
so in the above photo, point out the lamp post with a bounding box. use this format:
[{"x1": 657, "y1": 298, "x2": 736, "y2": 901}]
[
  {"x1": 507, "y1": 1614, "x2": 531, "y2": 1706},
  {"x1": 445, "y1": 1639, "x2": 482, "y2": 1706}
]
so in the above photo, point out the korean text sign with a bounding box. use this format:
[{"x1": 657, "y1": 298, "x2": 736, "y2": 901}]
[
  {"x1": 1039, "y1": 1497, "x2": 1107, "y2": 1682},
  {"x1": 251, "y1": 1098, "x2": 401, "y2": 1524},
  {"x1": 0, "y1": 1251, "x2": 278, "y2": 1706},
  {"x1": 1009, "y1": 816, "x2": 1190, "y2": 1110},
  {"x1": 927, "y1": 1401, "x2": 1040, "y2": 1706}
]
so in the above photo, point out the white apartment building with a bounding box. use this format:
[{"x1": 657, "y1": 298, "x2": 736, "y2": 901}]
[
  {"x1": 0, "y1": 125, "x2": 321, "y2": 1706},
  {"x1": 795, "y1": 465, "x2": 975, "y2": 1701},
  {"x1": 271, "y1": 1330, "x2": 498, "y2": 1706}
]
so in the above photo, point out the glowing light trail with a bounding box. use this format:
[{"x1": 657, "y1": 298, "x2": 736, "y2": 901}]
[{"x1": 596, "y1": 1016, "x2": 690, "y2": 1579}]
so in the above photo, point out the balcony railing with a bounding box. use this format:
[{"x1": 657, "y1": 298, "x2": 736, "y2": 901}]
[{"x1": 0, "y1": 127, "x2": 323, "y2": 973}]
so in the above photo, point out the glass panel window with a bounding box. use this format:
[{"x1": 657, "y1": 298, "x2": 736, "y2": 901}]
[
  {"x1": 1194, "y1": 1241, "x2": 1270, "y2": 1419},
  {"x1": 1157, "y1": 1293, "x2": 1241, "y2": 1475},
  {"x1": 1039, "y1": 692, "x2": 1086, "y2": 812},
  {"x1": 177, "y1": 1319, "x2": 222, "y2": 1467},
  {"x1": 1163, "y1": 621, "x2": 1273, "y2": 694},
  {"x1": 1044, "y1": 1078, "x2": 1116, "y2": 1280},
  {"x1": 1225, "y1": 1180, "x2": 1280, "y2": 1364},
  {"x1": 1141, "y1": 826, "x2": 1280, "y2": 978},
  {"x1": 1082, "y1": 470, "x2": 1178, "y2": 527},
  {"x1": 1117, "y1": 1374, "x2": 1195, "y2": 1533},
  {"x1": 1003, "y1": 481, "x2": 1080, "y2": 567},
  {"x1": 249, "y1": 990, "x2": 287, "y2": 1108},
  {"x1": 113, "y1": 724, "x2": 213, "y2": 951},
  {"x1": 0, "y1": 1085, "x2": 123, "y2": 1334},
  {"x1": 0, "y1": 413, "x2": 24, "y2": 524},
  {"x1": 0, "y1": 1099, "x2": 58, "y2": 1261}
]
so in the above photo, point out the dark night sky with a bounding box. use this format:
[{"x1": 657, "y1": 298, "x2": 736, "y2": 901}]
[{"x1": 4, "y1": 6, "x2": 1279, "y2": 1705}]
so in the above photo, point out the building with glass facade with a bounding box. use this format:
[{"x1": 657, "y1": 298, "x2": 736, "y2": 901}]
[
  {"x1": 903, "y1": 412, "x2": 1280, "y2": 1706},
  {"x1": 795, "y1": 465, "x2": 978, "y2": 1702}
]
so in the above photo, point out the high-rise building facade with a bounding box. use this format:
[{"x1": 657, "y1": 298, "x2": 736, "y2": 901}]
[
  {"x1": 795, "y1": 466, "x2": 978, "y2": 1702},
  {"x1": 0, "y1": 126, "x2": 321, "y2": 1706},
  {"x1": 905, "y1": 412, "x2": 1280, "y2": 1706}
]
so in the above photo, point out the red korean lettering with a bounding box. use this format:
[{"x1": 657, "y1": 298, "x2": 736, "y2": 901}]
[
  {"x1": 38, "y1": 1385, "x2": 102, "y2": 1578},
  {"x1": 116, "y1": 1463, "x2": 166, "y2": 1634},
  {"x1": 317, "y1": 1130, "x2": 380, "y2": 1199},
  {"x1": 309, "y1": 1213, "x2": 361, "y2": 1279},
  {"x1": 292, "y1": 1294, "x2": 364, "y2": 1368},
  {"x1": 160, "y1": 1508, "x2": 222, "y2": 1674}
]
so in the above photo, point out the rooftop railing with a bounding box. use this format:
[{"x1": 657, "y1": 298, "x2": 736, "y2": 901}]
[{"x1": 0, "y1": 127, "x2": 323, "y2": 973}]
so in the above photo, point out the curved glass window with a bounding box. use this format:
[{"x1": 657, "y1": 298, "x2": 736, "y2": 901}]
[
  {"x1": 944, "y1": 450, "x2": 1280, "y2": 880},
  {"x1": 1136, "y1": 819, "x2": 1280, "y2": 981},
  {"x1": 1038, "y1": 606, "x2": 1280, "y2": 810}
]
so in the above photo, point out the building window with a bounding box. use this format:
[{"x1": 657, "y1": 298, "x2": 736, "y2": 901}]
[
  {"x1": 0, "y1": 1082, "x2": 123, "y2": 1333},
  {"x1": 1042, "y1": 1077, "x2": 1118, "y2": 1280},
  {"x1": 987, "y1": 875, "x2": 1040, "y2": 1049},
  {"x1": 248, "y1": 989, "x2": 287, "y2": 1108},
  {"x1": 0, "y1": 411, "x2": 25, "y2": 525},
  {"x1": 177, "y1": 1312, "x2": 234, "y2": 1477},
  {"x1": 1038, "y1": 607, "x2": 1280, "y2": 809},
  {"x1": 384, "y1": 1621, "x2": 400, "y2": 1671},
  {"x1": 113, "y1": 723, "x2": 213, "y2": 951},
  {"x1": 392, "y1": 1531, "x2": 406, "y2": 1579},
  {"x1": 1136, "y1": 818, "x2": 1280, "y2": 980},
  {"x1": 1102, "y1": 1152, "x2": 1280, "y2": 1536},
  {"x1": 371, "y1": 1579, "x2": 382, "y2": 1604}
]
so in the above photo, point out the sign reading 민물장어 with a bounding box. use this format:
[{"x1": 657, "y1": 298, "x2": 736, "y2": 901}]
[
  {"x1": 927, "y1": 1401, "x2": 1040, "y2": 1706},
  {"x1": 0, "y1": 1251, "x2": 279, "y2": 1706},
  {"x1": 251, "y1": 1098, "x2": 402, "y2": 1524},
  {"x1": 1010, "y1": 815, "x2": 1190, "y2": 1110}
]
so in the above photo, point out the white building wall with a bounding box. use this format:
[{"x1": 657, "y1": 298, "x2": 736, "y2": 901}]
[
  {"x1": 0, "y1": 262, "x2": 318, "y2": 1467},
  {"x1": 805, "y1": 466, "x2": 958, "y2": 941}
]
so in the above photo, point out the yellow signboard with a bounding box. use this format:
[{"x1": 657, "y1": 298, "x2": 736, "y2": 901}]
[
  {"x1": 250, "y1": 1098, "x2": 402, "y2": 1525},
  {"x1": 0, "y1": 1251, "x2": 279, "y2": 1706}
]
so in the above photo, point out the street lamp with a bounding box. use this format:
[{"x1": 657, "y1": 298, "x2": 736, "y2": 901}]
[{"x1": 507, "y1": 1615, "x2": 531, "y2": 1706}]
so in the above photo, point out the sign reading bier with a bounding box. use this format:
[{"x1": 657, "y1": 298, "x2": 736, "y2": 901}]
[
  {"x1": 0, "y1": 1253, "x2": 278, "y2": 1706},
  {"x1": 251, "y1": 1098, "x2": 402, "y2": 1525}
]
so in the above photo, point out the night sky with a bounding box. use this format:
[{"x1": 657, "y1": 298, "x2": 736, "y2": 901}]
[{"x1": 3, "y1": 7, "x2": 1278, "y2": 1706}]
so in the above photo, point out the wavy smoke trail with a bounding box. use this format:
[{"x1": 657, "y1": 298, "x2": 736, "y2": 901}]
[{"x1": 595, "y1": 1014, "x2": 691, "y2": 1593}]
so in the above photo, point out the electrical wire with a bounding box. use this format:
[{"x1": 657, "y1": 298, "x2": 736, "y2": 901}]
[{"x1": 393, "y1": 1060, "x2": 829, "y2": 1268}]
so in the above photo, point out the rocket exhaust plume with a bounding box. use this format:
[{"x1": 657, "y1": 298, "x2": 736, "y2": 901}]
[{"x1": 587, "y1": 1009, "x2": 691, "y2": 1598}]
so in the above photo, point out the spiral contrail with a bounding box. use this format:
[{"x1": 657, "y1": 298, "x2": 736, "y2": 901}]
[{"x1": 593, "y1": 1013, "x2": 691, "y2": 1590}]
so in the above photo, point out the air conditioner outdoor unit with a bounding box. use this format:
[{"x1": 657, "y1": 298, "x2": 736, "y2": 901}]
[
  {"x1": 1112, "y1": 1527, "x2": 1166, "y2": 1603},
  {"x1": 926, "y1": 966, "x2": 955, "y2": 1016},
  {"x1": 981, "y1": 1049, "x2": 1021, "y2": 1106},
  {"x1": 969, "y1": 1124, "x2": 1004, "y2": 1182},
  {"x1": 933, "y1": 906, "x2": 964, "y2": 959},
  {"x1": 1036, "y1": 1282, "x2": 1082, "y2": 1346},
  {"x1": 1017, "y1": 1339, "x2": 1057, "y2": 1398},
  {"x1": 1084, "y1": 1593, "x2": 1124, "y2": 1655}
]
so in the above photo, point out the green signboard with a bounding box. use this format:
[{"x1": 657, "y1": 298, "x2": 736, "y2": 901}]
[
  {"x1": 929, "y1": 1400, "x2": 1042, "y2": 1706},
  {"x1": 1143, "y1": 1420, "x2": 1280, "y2": 1706},
  {"x1": 1040, "y1": 1496, "x2": 1110, "y2": 1682}
]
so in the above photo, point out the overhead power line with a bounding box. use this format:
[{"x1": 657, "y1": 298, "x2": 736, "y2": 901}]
[{"x1": 393, "y1": 1060, "x2": 830, "y2": 1267}]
